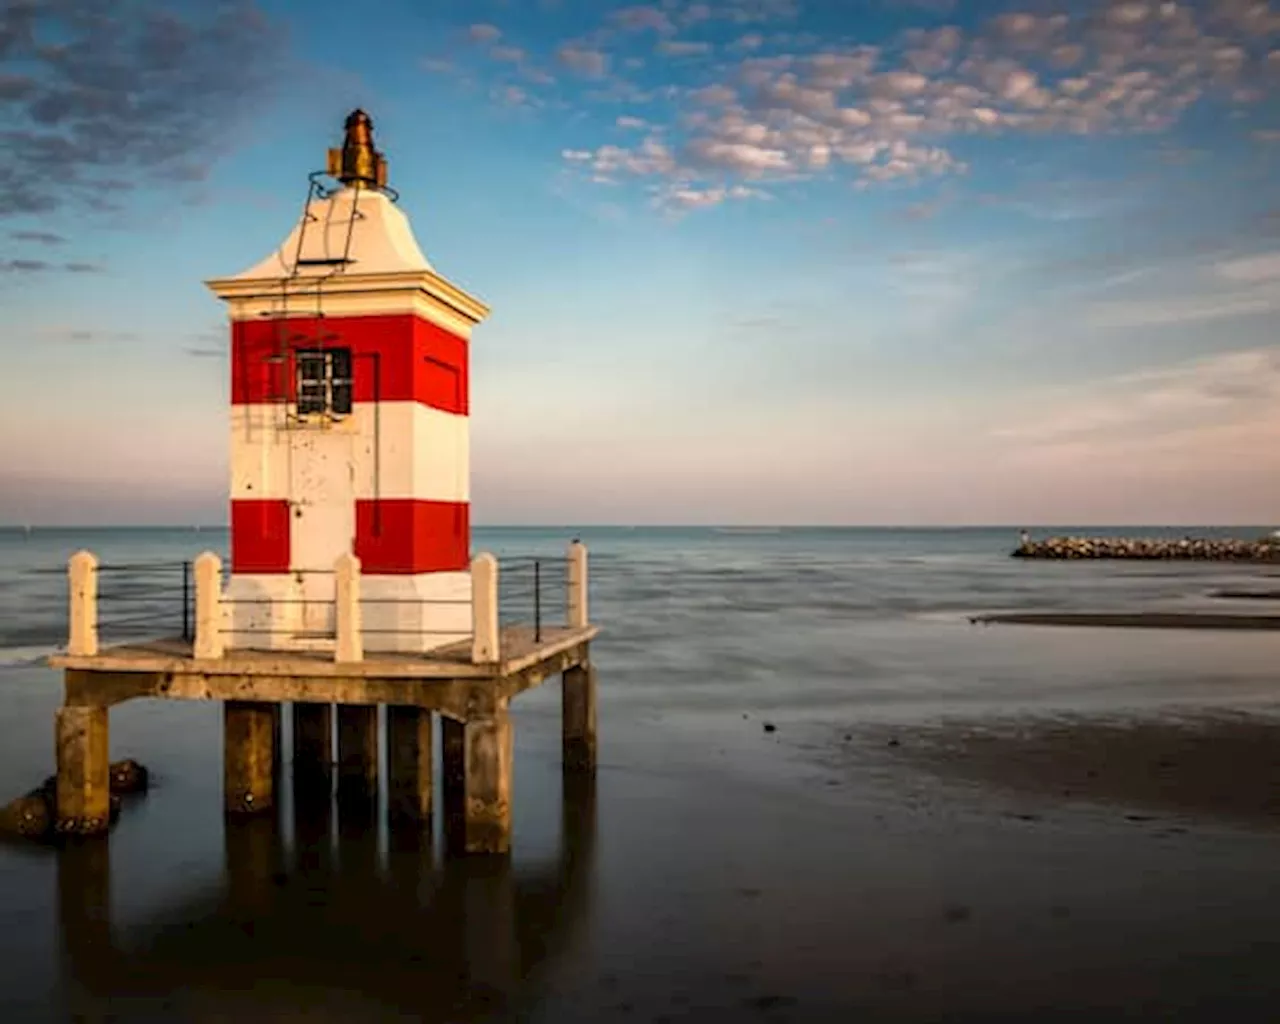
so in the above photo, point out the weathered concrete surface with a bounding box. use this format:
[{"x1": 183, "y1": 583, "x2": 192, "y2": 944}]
[
  {"x1": 562, "y1": 664, "x2": 597, "y2": 774},
  {"x1": 387, "y1": 706, "x2": 433, "y2": 825},
  {"x1": 224, "y1": 702, "x2": 275, "y2": 814},
  {"x1": 1014, "y1": 536, "x2": 1280, "y2": 561},
  {"x1": 973, "y1": 612, "x2": 1280, "y2": 631},
  {"x1": 461, "y1": 709, "x2": 513, "y2": 855},
  {"x1": 55, "y1": 705, "x2": 111, "y2": 835}
]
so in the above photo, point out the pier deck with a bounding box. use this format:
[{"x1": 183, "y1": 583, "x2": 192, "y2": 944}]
[
  {"x1": 50, "y1": 625, "x2": 598, "y2": 713},
  {"x1": 39, "y1": 546, "x2": 599, "y2": 855}
]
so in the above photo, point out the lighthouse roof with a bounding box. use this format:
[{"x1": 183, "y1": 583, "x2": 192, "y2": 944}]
[
  {"x1": 206, "y1": 110, "x2": 489, "y2": 332},
  {"x1": 227, "y1": 187, "x2": 433, "y2": 281}
]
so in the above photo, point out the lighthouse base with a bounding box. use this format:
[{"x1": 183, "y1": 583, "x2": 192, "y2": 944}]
[
  {"x1": 222, "y1": 571, "x2": 471, "y2": 654},
  {"x1": 362, "y1": 571, "x2": 472, "y2": 654}
]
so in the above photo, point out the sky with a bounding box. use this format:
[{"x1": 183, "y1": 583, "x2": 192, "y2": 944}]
[{"x1": 1, "y1": 0, "x2": 1279, "y2": 526}]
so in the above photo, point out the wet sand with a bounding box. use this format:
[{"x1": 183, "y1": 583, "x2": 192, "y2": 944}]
[
  {"x1": 833, "y1": 710, "x2": 1280, "y2": 829},
  {"x1": 0, "y1": 704, "x2": 1273, "y2": 1023}
]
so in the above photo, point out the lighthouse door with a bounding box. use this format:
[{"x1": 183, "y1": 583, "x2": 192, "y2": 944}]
[
  {"x1": 289, "y1": 426, "x2": 356, "y2": 636},
  {"x1": 288, "y1": 349, "x2": 358, "y2": 638}
]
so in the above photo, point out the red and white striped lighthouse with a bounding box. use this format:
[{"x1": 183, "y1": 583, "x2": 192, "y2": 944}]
[{"x1": 206, "y1": 110, "x2": 490, "y2": 652}]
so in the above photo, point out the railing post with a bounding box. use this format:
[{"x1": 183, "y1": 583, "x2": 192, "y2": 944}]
[
  {"x1": 182, "y1": 560, "x2": 191, "y2": 640},
  {"x1": 534, "y1": 559, "x2": 542, "y2": 643},
  {"x1": 471, "y1": 552, "x2": 500, "y2": 664},
  {"x1": 335, "y1": 553, "x2": 364, "y2": 663},
  {"x1": 68, "y1": 550, "x2": 99, "y2": 657},
  {"x1": 193, "y1": 552, "x2": 225, "y2": 659},
  {"x1": 567, "y1": 540, "x2": 588, "y2": 629}
]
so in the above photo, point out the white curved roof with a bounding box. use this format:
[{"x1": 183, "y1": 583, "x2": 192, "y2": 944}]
[{"x1": 229, "y1": 187, "x2": 433, "y2": 280}]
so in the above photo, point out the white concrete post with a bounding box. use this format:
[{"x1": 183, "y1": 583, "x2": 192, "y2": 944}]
[
  {"x1": 67, "y1": 550, "x2": 98, "y2": 657},
  {"x1": 471, "y1": 552, "x2": 500, "y2": 664},
  {"x1": 335, "y1": 552, "x2": 364, "y2": 663},
  {"x1": 567, "y1": 540, "x2": 589, "y2": 629},
  {"x1": 193, "y1": 552, "x2": 225, "y2": 659}
]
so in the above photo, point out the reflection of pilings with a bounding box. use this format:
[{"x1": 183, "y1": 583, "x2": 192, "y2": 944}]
[
  {"x1": 291, "y1": 756, "x2": 334, "y2": 880},
  {"x1": 49, "y1": 759, "x2": 603, "y2": 1021},
  {"x1": 463, "y1": 857, "x2": 517, "y2": 1005},
  {"x1": 337, "y1": 765, "x2": 380, "y2": 879},
  {"x1": 224, "y1": 813, "x2": 286, "y2": 919},
  {"x1": 56, "y1": 840, "x2": 112, "y2": 1016}
]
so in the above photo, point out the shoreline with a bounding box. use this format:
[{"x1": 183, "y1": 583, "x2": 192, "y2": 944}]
[{"x1": 971, "y1": 611, "x2": 1280, "y2": 630}]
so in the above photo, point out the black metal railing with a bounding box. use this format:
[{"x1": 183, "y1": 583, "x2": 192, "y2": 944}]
[
  {"x1": 357, "y1": 594, "x2": 473, "y2": 642},
  {"x1": 64, "y1": 561, "x2": 194, "y2": 646},
  {"x1": 498, "y1": 556, "x2": 570, "y2": 642}
]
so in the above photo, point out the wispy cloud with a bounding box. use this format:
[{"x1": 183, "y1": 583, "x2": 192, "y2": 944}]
[
  {"x1": 0, "y1": 259, "x2": 103, "y2": 274},
  {"x1": 991, "y1": 347, "x2": 1280, "y2": 457},
  {"x1": 0, "y1": 0, "x2": 285, "y2": 218},
  {"x1": 435, "y1": 0, "x2": 1280, "y2": 213},
  {"x1": 10, "y1": 230, "x2": 65, "y2": 245}
]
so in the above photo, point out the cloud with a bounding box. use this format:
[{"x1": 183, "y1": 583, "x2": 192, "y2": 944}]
[
  {"x1": 658, "y1": 40, "x2": 713, "y2": 57},
  {"x1": 610, "y1": 5, "x2": 676, "y2": 33},
  {"x1": 1215, "y1": 250, "x2": 1280, "y2": 283},
  {"x1": 0, "y1": 0, "x2": 285, "y2": 218},
  {"x1": 550, "y1": 0, "x2": 1280, "y2": 208},
  {"x1": 557, "y1": 44, "x2": 609, "y2": 77},
  {"x1": 26, "y1": 327, "x2": 137, "y2": 343},
  {"x1": 10, "y1": 229, "x2": 64, "y2": 244},
  {"x1": 467, "y1": 23, "x2": 502, "y2": 43},
  {"x1": 0, "y1": 259, "x2": 103, "y2": 274},
  {"x1": 991, "y1": 348, "x2": 1280, "y2": 456},
  {"x1": 420, "y1": 57, "x2": 454, "y2": 74}
]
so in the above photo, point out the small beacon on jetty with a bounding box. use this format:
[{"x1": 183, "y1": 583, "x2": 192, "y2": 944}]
[{"x1": 44, "y1": 111, "x2": 600, "y2": 854}]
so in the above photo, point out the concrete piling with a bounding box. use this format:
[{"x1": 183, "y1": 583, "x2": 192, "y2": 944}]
[
  {"x1": 224, "y1": 701, "x2": 275, "y2": 815},
  {"x1": 562, "y1": 664, "x2": 598, "y2": 774},
  {"x1": 336, "y1": 705, "x2": 379, "y2": 802},
  {"x1": 387, "y1": 706, "x2": 433, "y2": 825},
  {"x1": 55, "y1": 704, "x2": 111, "y2": 835}
]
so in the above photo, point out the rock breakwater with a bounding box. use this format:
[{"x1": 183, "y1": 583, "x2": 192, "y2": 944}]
[{"x1": 1013, "y1": 536, "x2": 1280, "y2": 561}]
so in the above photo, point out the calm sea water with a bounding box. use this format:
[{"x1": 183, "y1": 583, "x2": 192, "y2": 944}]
[{"x1": 3, "y1": 525, "x2": 1280, "y2": 1021}]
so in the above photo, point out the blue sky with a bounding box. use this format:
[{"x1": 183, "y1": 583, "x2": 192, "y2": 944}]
[{"x1": 2, "y1": 0, "x2": 1279, "y2": 525}]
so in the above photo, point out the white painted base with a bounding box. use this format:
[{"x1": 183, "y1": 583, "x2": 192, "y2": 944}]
[
  {"x1": 222, "y1": 570, "x2": 472, "y2": 654},
  {"x1": 361, "y1": 571, "x2": 472, "y2": 654},
  {"x1": 223, "y1": 573, "x2": 336, "y2": 652}
]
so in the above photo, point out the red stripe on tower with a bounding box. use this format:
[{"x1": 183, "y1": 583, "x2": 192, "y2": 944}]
[
  {"x1": 230, "y1": 499, "x2": 291, "y2": 573},
  {"x1": 354, "y1": 499, "x2": 470, "y2": 573},
  {"x1": 230, "y1": 314, "x2": 467, "y2": 414}
]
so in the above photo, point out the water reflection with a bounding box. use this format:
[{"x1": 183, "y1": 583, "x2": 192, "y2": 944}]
[{"x1": 55, "y1": 770, "x2": 598, "y2": 1021}]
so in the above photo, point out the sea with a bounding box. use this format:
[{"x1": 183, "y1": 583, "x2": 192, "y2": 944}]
[{"x1": 3, "y1": 525, "x2": 1280, "y2": 1022}]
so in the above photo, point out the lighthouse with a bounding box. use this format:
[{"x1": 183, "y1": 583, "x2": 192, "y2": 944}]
[{"x1": 206, "y1": 110, "x2": 490, "y2": 653}]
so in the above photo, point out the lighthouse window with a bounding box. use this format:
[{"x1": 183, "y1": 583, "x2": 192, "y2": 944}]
[{"x1": 295, "y1": 347, "x2": 353, "y2": 417}]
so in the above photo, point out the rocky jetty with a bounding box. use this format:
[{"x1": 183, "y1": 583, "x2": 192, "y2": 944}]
[{"x1": 1013, "y1": 536, "x2": 1280, "y2": 561}]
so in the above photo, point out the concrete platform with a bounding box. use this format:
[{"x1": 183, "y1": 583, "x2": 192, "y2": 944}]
[{"x1": 50, "y1": 625, "x2": 599, "y2": 716}]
